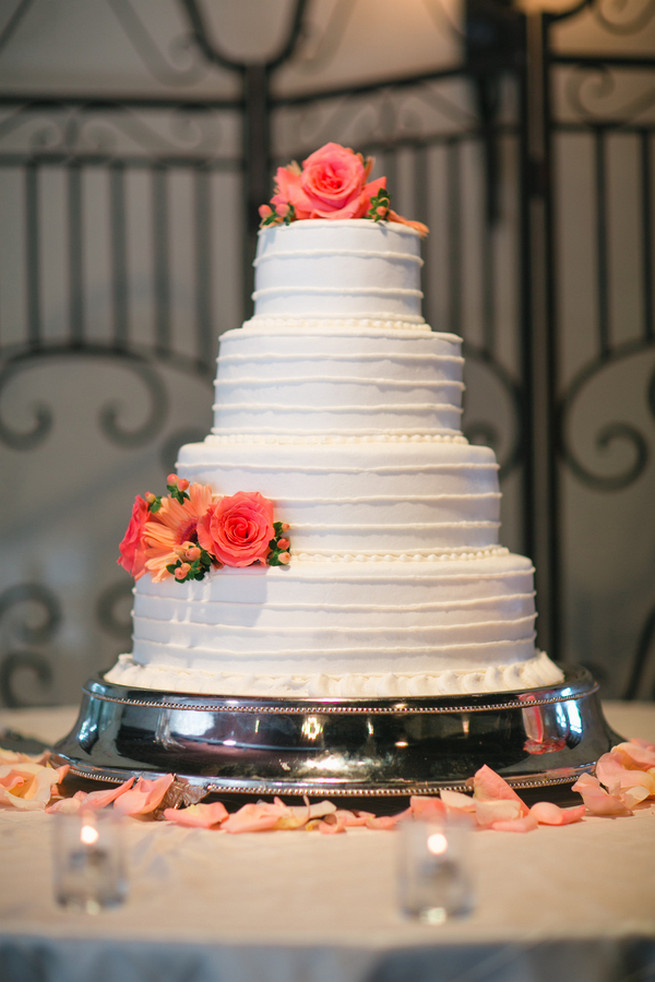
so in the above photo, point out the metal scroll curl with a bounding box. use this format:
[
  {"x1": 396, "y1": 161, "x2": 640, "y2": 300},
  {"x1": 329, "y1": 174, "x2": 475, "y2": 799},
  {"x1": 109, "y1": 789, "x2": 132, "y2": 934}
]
[
  {"x1": 95, "y1": 580, "x2": 133, "y2": 643},
  {"x1": 593, "y1": 0, "x2": 655, "y2": 35},
  {"x1": 0, "y1": 346, "x2": 170, "y2": 451},
  {"x1": 564, "y1": 62, "x2": 655, "y2": 126},
  {"x1": 0, "y1": 583, "x2": 60, "y2": 707},
  {"x1": 558, "y1": 341, "x2": 655, "y2": 491}
]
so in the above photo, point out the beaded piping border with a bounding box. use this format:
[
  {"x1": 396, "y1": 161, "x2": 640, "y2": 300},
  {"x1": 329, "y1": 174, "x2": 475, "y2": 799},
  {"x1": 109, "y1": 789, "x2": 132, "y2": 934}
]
[
  {"x1": 58, "y1": 759, "x2": 588, "y2": 795},
  {"x1": 83, "y1": 677, "x2": 595, "y2": 716}
]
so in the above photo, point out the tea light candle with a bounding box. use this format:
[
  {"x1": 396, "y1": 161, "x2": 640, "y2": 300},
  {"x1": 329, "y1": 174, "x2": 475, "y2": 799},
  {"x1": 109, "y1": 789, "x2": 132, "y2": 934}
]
[{"x1": 52, "y1": 809, "x2": 127, "y2": 913}]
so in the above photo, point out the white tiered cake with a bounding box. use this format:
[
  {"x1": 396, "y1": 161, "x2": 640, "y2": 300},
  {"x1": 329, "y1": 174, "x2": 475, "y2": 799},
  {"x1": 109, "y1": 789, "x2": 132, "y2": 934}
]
[{"x1": 106, "y1": 207, "x2": 562, "y2": 699}]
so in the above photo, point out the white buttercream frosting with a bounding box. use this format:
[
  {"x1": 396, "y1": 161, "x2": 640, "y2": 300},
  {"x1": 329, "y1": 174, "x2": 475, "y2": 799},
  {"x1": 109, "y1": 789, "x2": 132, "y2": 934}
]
[{"x1": 106, "y1": 218, "x2": 563, "y2": 698}]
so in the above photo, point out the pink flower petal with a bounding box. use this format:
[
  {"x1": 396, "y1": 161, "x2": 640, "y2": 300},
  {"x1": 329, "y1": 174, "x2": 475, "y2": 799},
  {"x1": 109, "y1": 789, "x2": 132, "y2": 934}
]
[
  {"x1": 331, "y1": 808, "x2": 376, "y2": 827},
  {"x1": 611, "y1": 741, "x2": 655, "y2": 770},
  {"x1": 571, "y1": 772, "x2": 632, "y2": 816},
  {"x1": 410, "y1": 796, "x2": 447, "y2": 820},
  {"x1": 0, "y1": 773, "x2": 26, "y2": 791},
  {"x1": 365, "y1": 808, "x2": 412, "y2": 830},
  {"x1": 163, "y1": 801, "x2": 229, "y2": 828},
  {"x1": 0, "y1": 763, "x2": 62, "y2": 810},
  {"x1": 490, "y1": 813, "x2": 539, "y2": 833},
  {"x1": 474, "y1": 797, "x2": 524, "y2": 828},
  {"x1": 48, "y1": 777, "x2": 137, "y2": 814},
  {"x1": 221, "y1": 801, "x2": 286, "y2": 834},
  {"x1": 619, "y1": 785, "x2": 652, "y2": 809},
  {"x1": 471, "y1": 765, "x2": 528, "y2": 814},
  {"x1": 113, "y1": 773, "x2": 174, "y2": 817},
  {"x1": 529, "y1": 801, "x2": 586, "y2": 826},
  {"x1": 315, "y1": 814, "x2": 348, "y2": 835},
  {"x1": 597, "y1": 753, "x2": 655, "y2": 796},
  {"x1": 440, "y1": 788, "x2": 476, "y2": 814},
  {"x1": 0, "y1": 748, "x2": 34, "y2": 765}
]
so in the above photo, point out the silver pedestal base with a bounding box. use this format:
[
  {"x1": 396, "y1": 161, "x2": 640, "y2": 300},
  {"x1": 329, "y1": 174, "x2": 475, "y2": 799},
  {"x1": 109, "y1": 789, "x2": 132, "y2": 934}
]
[{"x1": 52, "y1": 666, "x2": 619, "y2": 804}]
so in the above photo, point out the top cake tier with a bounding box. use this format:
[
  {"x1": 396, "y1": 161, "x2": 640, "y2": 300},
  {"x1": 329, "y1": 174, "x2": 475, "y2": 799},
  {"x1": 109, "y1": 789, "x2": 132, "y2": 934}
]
[{"x1": 251, "y1": 220, "x2": 425, "y2": 323}]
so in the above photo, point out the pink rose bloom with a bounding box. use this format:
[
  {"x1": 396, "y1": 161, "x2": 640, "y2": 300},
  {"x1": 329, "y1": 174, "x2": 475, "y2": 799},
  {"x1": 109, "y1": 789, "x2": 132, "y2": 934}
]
[
  {"x1": 271, "y1": 142, "x2": 386, "y2": 221},
  {"x1": 117, "y1": 495, "x2": 150, "y2": 580},
  {"x1": 197, "y1": 491, "x2": 275, "y2": 567}
]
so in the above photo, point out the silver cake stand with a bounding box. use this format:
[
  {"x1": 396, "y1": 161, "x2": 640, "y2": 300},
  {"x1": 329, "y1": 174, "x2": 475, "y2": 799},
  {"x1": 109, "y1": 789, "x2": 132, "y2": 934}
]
[{"x1": 51, "y1": 665, "x2": 620, "y2": 808}]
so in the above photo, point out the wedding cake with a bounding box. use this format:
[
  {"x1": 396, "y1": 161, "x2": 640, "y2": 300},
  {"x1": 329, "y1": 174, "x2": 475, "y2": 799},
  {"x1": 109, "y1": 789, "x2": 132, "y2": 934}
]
[{"x1": 105, "y1": 143, "x2": 562, "y2": 699}]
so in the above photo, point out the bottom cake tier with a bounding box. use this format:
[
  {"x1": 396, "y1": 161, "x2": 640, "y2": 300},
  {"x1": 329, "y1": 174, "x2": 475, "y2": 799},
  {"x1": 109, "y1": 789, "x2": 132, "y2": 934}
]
[{"x1": 52, "y1": 665, "x2": 619, "y2": 806}]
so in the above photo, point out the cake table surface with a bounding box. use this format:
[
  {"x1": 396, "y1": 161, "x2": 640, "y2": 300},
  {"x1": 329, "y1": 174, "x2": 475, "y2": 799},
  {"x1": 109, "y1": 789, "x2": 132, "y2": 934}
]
[{"x1": 1, "y1": 700, "x2": 654, "y2": 982}]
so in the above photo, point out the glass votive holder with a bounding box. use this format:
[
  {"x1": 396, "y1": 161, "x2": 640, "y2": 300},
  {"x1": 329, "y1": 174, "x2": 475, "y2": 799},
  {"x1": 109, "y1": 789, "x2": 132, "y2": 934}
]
[
  {"x1": 397, "y1": 813, "x2": 474, "y2": 924},
  {"x1": 52, "y1": 808, "x2": 128, "y2": 913}
]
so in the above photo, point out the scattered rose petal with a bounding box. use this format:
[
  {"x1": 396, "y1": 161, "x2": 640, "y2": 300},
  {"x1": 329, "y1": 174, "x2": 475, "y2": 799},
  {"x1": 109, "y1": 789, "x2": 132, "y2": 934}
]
[
  {"x1": 440, "y1": 789, "x2": 476, "y2": 814},
  {"x1": 332, "y1": 808, "x2": 376, "y2": 827},
  {"x1": 163, "y1": 801, "x2": 229, "y2": 828},
  {"x1": 611, "y1": 741, "x2": 655, "y2": 770},
  {"x1": 529, "y1": 801, "x2": 586, "y2": 826},
  {"x1": 571, "y1": 772, "x2": 632, "y2": 816},
  {"x1": 620, "y1": 785, "x2": 652, "y2": 809},
  {"x1": 221, "y1": 801, "x2": 287, "y2": 834},
  {"x1": 0, "y1": 762, "x2": 64, "y2": 810},
  {"x1": 471, "y1": 765, "x2": 528, "y2": 814},
  {"x1": 314, "y1": 813, "x2": 348, "y2": 835},
  {"x1": 410, "y1": 796, "x2": 447, "y2": 820},
  {"x1": 0, "y1": 748, "x2": 35, "y2": 765},
  {"x1": 365, "y1": 808, "x2": 411, "y2": 830},
  {"x1": 45, "y1": 777, "x2": 136, "y2": 815},
  {"x1": 113, "y1": 773, "x2": 175, "y2": 817},
  {"x1": 474, "y1": 797, "x2": 524, "y2": 828},
  {"x1": 490, "y1": 814, "x2": 539, "y2": 833},
  {"x1": 272, "y1": 797, "x2": 336, "y2": 830},
  {"x1": 596, "y1": 753, "x2": 655, "y2": 796}
]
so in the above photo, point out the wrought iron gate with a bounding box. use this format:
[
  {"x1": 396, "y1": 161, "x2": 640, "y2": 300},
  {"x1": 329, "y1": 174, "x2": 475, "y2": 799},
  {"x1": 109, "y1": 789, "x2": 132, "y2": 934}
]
[{"x1": 0, "y1": 0, "x2": 653, "y2": 706}]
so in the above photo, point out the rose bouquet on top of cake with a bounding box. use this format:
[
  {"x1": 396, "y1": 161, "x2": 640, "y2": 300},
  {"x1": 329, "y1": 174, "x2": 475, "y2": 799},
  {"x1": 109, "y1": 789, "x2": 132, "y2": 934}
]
[
  {"x1": 259, "y1": 141, "x2": 429, "y2": 236},
  {"x1": 117, "y1": 475, "x2": 291, "y2": 585}
]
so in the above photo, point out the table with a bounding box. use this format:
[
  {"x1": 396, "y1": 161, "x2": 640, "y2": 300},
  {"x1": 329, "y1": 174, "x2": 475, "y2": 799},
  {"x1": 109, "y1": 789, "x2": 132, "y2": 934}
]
[{"x1": 1, "y1": 700, "x2": 654, "y2": 982}]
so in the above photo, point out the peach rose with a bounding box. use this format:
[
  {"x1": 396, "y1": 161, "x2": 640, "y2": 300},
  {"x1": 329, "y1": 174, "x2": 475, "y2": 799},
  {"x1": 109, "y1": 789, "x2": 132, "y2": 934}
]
[
  {"x1": 271, "y1": 143, "x2": 386, "y2": 221},
  {"x1": 197, "y1": 491, "x2": 275, "y2": 567},
  {"x1": 117, "y1": 495, "x2": 150, "y2": 580}
]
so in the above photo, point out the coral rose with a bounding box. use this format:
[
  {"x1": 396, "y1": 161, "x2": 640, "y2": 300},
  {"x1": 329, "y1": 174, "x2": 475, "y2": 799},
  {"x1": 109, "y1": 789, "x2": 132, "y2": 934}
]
[
  {"x1": 197, "y1": 491, "x2": 275, "y2": 567},
  {"x1": 117, "y1": 495, "x2": 150, "y2": 580},
  {"x1": 271, "y1": 142, "x2": 386, "y2": 221}
]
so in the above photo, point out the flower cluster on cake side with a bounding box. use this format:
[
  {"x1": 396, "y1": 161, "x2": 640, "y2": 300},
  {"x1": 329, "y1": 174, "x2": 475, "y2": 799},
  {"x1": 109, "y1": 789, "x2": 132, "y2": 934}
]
[
  {"x1": 258, "y1": 141, "x2": 429, "y2": 236},
  {"x1": 117, "y1": 474, "x2": 290, "y2": 584}
]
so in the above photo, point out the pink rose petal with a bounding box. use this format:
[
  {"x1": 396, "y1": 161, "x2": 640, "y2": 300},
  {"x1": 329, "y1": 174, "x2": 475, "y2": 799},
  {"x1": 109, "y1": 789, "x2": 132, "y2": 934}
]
[
  {"x1": 163, "y1": 801, "x2": 229, "y2": 828},
  {"x1": 221, "y1": 801, "x2": 286, "y2": 834},
  {"x1": 474, "y1": 797, "x2": 524, "y2": 828},
  {"x1": 571, "y1": 772, "x2": 632, "y2": 816},
  {"x1": 490, "y1": 813, "x2": 539, "y2": 833},
  {"x1": 440, "y1": 788, "x2": 476, "y2": 814},
  {"x1": 410, "y1": 796, "x2": 447, "y2": 820},
  {"x1": 46, "y1": 777, "x2": 136, "y2": 815},
  {"x1": 0, "y1": 748, "x2": 35, "y2": 765},
  {"x1": 529, "y1": 801, "x2": 586, "y2": 826},
  {"x1": 619, "y1": 785, "x2": 652, "y2": 809},
  {"x1": 332, "y1": 808, "x2": 376, "y2": 827},
  {"x1": 611, "y1": 741, "x2": 655, "y2": 770},
  {"x1": 315, "y1": 814, "x2": 348, "y2": 835},
  {"x1": 597, "y1": 753, "x2": 655, "y2": 796},
  {"x1": 365, "y1": 808, "x2": 411, "y2": 830},
  {"x1": 0, "y1": 772, "x2": 26, "y2": 792},
  {"x1": 113, "y1": 773, "x2": 174, "y2": 817},
  {"x1": 471, "y1": 765, "x2": 528, "y2": 814},
  {"x1": 0, "y1": 763, "x2": 63, "y2": 810}
]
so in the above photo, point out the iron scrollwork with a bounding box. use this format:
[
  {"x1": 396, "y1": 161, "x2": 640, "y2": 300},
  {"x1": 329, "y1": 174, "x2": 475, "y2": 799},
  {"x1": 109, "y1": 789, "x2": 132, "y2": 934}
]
[
  {"x1": 559, "y1": 342, "x2": 655, "y2": 491},
  {"x1": 0, "y1": 583, "x2": 60, "y2": 707},
  {"x1": 0, "y1": 347, "x2": 172, "y2": 451}
]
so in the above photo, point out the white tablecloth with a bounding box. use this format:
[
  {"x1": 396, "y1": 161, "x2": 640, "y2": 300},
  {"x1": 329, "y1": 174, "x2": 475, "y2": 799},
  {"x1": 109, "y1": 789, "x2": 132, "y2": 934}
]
[{"x1": 1, "y1": 701, "x2": 654, "y2": 982}]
